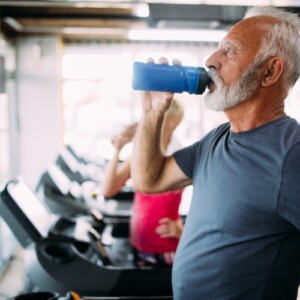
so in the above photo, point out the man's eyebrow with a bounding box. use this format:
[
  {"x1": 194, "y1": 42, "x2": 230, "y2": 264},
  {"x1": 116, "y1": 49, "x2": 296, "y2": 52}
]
[
  {"x1": 220, "y1": 40, "x2": 236, "y2": 48},
  {"x1": 219, "y1": 40, "x2": 244, "y2": 52},
  {"x1": 227, "y1": 41, "x2": 237, "y2": 48}
]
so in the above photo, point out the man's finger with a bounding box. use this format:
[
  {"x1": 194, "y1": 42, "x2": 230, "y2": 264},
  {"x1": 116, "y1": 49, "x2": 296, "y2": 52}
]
[
  {"x1": 172, "y1": 58, "x2": 182, "y2": 66},
  {"x1": 158, "y1": 56, "x2": 169, "y2": 65},
  {"x1": 147, "y1": 57, "x2": 155, "y2": 64}
]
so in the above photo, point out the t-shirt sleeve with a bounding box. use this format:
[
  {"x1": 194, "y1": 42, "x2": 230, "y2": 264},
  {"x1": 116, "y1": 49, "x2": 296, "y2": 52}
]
[
  {"x1": 173, "y1": 123, "x2": 229, "y2": 181},
  {"x1": 278, "y1": 141, "x2": 300, "y2": 231},
  {"x1": 173, "y1": 142, "x2": 199, "y2": 179}
]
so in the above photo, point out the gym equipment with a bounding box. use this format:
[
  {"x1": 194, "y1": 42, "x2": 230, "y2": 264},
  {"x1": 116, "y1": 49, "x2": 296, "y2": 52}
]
[
  {"x1": 12, "y1": 290, "x2": 172, "y2": 300},
  {"x1": 0, "y1": 177, "x2": 172, "y2": 297},
  {"x1": 35, "y1": 163, "x2": 133, "y2": 224}
]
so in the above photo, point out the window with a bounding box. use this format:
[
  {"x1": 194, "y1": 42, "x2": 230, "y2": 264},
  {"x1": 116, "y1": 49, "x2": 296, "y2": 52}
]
[
  {"x1": 62, "y1": 41, "x2": 227, "y2": 161},
  {"x1": 0, "y1": 40, "x2": 17, "y2": 274}
]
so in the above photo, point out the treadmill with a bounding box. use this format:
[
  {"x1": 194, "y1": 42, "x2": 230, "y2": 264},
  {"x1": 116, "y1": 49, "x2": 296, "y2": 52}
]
[
  {"x1": 35, "y1": 163, "x2": 133, "y2": 226},
  {"x1": 0, "y1": 177, "x2": 172, "y2": 297},
  {"x1": 65, "y1": 144, "x2": 108, "y2": 171}
]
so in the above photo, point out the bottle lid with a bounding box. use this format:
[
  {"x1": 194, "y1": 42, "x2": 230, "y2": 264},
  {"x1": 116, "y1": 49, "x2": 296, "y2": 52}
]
[{"x1": 197, "y1": 68, "x2": 212, "y2": 94}]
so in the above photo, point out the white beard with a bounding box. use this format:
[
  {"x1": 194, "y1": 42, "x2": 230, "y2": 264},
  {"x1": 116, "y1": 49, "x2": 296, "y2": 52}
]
[{"x1": 204, "y1": 60, "x2": 263, "y2": 112}]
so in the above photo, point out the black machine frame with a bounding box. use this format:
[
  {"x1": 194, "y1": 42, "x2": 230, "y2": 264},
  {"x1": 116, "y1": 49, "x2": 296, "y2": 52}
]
[{"x1": 0, "y1": 178, "x2": 173, "y2": 298}]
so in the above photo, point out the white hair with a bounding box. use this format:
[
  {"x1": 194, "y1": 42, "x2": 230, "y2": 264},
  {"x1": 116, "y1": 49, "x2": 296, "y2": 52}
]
[{"x1": 244, "y1": 6, "x2": 300, "y2": 89}]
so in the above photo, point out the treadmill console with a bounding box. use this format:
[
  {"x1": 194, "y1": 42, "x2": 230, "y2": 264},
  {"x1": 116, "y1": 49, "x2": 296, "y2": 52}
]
[{"x1": 0, "y1": 178, "x2": 53, "y2": 246}]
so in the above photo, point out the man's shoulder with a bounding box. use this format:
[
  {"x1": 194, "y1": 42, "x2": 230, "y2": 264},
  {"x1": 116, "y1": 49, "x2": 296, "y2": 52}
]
[
  {"x1": 280, "y1": 116, "x2": 300, "y2": 143},
  {"x1": 202, "y1": 122, "x2": 230, "y2": 141}
]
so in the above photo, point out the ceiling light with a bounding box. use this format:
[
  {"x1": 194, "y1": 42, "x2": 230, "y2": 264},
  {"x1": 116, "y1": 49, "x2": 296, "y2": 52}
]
[
  {"x1": 62, "y1": 27, "x2": 126, "y2": 35},
  {"x1": 133, "y1": 4, "x2": 149, "y2": 18},
  {"x1": 127, "y1": 28, "x2": 227, "y2": 42},
  {"x1": 146, "y1": 0, "x2": 271, "y2": 4},
  {"x1": 3, "y1": 17, "x2": 23, "y2": 32}
]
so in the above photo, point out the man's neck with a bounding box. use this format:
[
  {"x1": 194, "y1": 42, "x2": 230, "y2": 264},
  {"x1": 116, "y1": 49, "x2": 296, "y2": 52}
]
[{"x1": 225, "y1": 94, "x2": 286, "y2": 133}]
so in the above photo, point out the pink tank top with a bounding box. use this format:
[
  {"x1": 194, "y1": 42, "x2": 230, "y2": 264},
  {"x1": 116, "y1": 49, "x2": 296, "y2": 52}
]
[{"x1": 130, "y1": 189, "x2": 183, "y2": 253}]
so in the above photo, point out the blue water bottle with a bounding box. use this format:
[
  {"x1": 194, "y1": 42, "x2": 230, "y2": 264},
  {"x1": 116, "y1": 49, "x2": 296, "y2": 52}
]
[{"x1": 132, "y1": 62, "x2": 211, "y2": 95}]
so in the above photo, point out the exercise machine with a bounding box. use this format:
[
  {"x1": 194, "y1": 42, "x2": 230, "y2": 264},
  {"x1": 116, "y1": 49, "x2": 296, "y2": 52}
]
[
  {"x1": 35, "y1": 163, "x2": 133, "y2": 225},
  {"x1": 0, "y1": 177, "x2": 172, "y2": 297}
]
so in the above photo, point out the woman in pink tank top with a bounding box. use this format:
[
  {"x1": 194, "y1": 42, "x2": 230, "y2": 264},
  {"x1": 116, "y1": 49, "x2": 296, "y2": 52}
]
[{"x1": 102, "y1": 100, "x2": 185, "y2": 268}]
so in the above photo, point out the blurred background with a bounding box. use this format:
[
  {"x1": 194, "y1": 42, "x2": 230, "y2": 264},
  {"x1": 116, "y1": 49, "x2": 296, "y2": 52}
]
[{"x1": 1, "y1": 0, "x2": 300, "y2": 298}]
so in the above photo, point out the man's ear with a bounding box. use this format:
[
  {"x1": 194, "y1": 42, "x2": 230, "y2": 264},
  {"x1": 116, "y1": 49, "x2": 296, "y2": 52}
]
[{"x1": 261, "y1": 57, "x2": 285, "y2": 87}]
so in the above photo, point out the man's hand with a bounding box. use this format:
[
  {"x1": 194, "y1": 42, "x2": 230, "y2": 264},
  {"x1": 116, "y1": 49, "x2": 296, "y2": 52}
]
[
  {"x1": 131, "y1": 56, "x2": 188, "y2": 194},
  {"x1": 140, "y1": 57, "x2": 182, "y2": 115}
]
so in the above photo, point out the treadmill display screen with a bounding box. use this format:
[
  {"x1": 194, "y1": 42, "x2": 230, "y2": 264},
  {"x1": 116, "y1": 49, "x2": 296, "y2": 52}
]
[{"x1": 8, "y1": 180, "x2": 52, "y2": 237}]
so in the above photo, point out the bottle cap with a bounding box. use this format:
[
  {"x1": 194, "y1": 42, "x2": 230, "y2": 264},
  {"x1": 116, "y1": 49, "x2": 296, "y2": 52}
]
[{"x1": 197, "y1": 67, "x2": 212, "y2": 94}]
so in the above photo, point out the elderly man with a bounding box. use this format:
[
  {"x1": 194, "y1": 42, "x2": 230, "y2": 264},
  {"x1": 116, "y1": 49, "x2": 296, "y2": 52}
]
[{"x1": 131, "y1": 6, "x2": 300, "y2": 300}]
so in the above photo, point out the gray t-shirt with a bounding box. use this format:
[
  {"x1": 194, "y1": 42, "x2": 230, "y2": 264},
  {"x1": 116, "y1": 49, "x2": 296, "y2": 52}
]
[{"x1": 172, "y1": 116, "x2": 300, "y2": 299}]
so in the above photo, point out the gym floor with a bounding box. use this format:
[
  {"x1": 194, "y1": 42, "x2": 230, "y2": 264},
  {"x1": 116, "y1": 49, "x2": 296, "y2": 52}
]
[{"x1": 0, "y1": 247, "x2": 25, "y2": 300}]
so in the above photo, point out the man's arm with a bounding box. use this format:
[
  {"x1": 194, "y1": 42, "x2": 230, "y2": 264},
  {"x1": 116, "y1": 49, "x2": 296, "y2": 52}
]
[
  {"x1": 131, "y1": 85, "x2": 192, "y2": 195},
  {"x1": 131, "y1": 57, "x2": 191, "y2": 193},
  {"x1": 131, "y1": 109, "x2": 190, "y2": 193}
]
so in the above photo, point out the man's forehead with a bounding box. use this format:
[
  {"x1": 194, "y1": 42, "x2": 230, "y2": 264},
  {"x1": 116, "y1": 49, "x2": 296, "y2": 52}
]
[
  {"x1": 220, "y1": 27, "x2": 253, "y2": 51},
  {"x1": 221, "y1": 16, "x2": 275, "y2": 49},
  {"x1": 233, "y1": 15, "x2": 279, "y2": 32}
]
